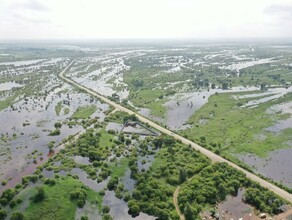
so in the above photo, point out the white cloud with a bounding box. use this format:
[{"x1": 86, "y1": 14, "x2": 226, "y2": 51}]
[{"x1": 0, "y1": 0, "x2": 292, "y2": 40}]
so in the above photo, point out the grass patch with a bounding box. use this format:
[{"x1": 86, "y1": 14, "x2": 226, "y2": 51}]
[
  {"x1": 23, "y1": 177, "x2": 100, "y2": 220},
  {"x1": 145, "y1": 99, "x2": 167, "y2": 118},
  {"x1": 99, "y1": 129, "x2": 114, "y2": 148},
  {"x1": 129, "y1": 89, "x2": 169, "y2": 118},
  {"x1": 71, "y1": 105, "x2": 97, "y2": 119},
  {"x1": 180, "y1": 92, "x2": 292, "y2": 157},
  {"x1": 110, "y1": 157, "x2": 130, "y2": 178}
]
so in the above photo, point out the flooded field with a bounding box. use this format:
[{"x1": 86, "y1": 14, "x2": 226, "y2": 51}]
[
  {"x1": 0, "y1": 54, "x2": 110, "y2": 188},
  {"x1": 215, "y1": 189, "x2": 260, "y2": 220},
  {"x1": 237, "y1": 148, "x2": 292, "y2": 188},
  {"x1": 163, "y1": 86, "x2": 259, "y2": 130},
  {"x1": 0, "y1": 84, "x2": 108, "y2": 184},
  {"x1": 0, "y1": 81, "x2": 23, "y2": 91},
  {"x1": 0, "y1": 42, "x2": 292, "y2": 219}
]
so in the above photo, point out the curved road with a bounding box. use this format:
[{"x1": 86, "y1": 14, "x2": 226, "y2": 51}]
[
  {"x1": 173, "y1": 186, "x2": 185, "y2": 220},
  {"x1": 60, "y1": 60, "x2": 292, "y2": 204}
]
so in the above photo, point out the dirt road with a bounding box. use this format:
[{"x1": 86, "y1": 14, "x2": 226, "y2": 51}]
[{"x1": 173, "y1": 186, "x2": 185, "y2": 220}]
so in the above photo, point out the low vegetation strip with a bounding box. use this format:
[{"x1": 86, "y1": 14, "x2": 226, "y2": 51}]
[{"x1": 55, "y1": 101, "x2": 62, "y2": 116}]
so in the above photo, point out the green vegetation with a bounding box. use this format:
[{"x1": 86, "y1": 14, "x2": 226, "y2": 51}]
[
  {"x1": 0, "y1": 209, "x2": 7, "y2": 220},
  {"x1": 55, "y1": 101, "x2": 62, "y2": 116},
  {"x1": 48, "y1": 129, "x2": 61, "y2": 136},
  {"x1": 180, "y1": 92, "x2": 292, "y2": 157},
  {"x1": 33, "y1": 186, "x2": 45, "y2": 202},
  {"x1": 1, "y1": 45, "x2": 292, "y2": 220},
  {"x1": 71, "y1": 105, "x2": 97, "y2": 119},
  {"x1": 178, "y1": 162, "x2": 287, "y2": 218},
  {"x1": 54, "y1": 122, "x2": 62, "y2": 129},
  {"x1": 64, "y1": 107, "x2": 70, "y2": 115},
  {"x1": 244, "y1": 187, "x2": 285, "y2": 214},
  {"x1": 70, "y1": 187, "x2": 88, "y2": 208},
  {"x1": 1, "y1": 112, "x2": 289, "y2": 220},
  {"x1": 125, "y1": 136, "x2": 210, "y2": 219},
  {"x1": 23, "y1": 177, "x2": 100, "y2": 220},
  {"x1": 10, "y1": 212, "x2": 24, "y2": 220}
]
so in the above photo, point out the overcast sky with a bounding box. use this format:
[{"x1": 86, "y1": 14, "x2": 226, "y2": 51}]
[{"x1": 0, "y1": 0, "x2": 292, "y2": 40}]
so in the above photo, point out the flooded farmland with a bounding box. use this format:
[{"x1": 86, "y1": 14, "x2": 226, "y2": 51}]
[
  {"x1": 237, "y1": 148, "x2": 292, "y2": 188},
  {"x1": 0, "y1": 42, "x2": 292, "y2": 219}
]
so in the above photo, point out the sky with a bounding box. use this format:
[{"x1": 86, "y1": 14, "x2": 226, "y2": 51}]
[{"x1": 0, "y1": 0, "x2": 292, "y2": 40}]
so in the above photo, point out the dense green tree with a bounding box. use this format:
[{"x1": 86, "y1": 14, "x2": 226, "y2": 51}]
[
  {"x1": 107, "y1": 177, "x2": 118, "y2": 191},
  {"x1": 129, "y1": 204, "x2": 140, "y2": 217},
  {"x1": 184, "y1": 202, "x2": 196, "y2": 220},
  {"x1": 54, "y1": 122, "x2": 62, "y2": 128},
  {"x1": 102, "y1": 214, "x2": 113, "y2": 220},
  {"x1": 10, "y1": 212, "x2": 24, "y2": 220},
  {"x1": 0, "y1": 209, "x2": 7, "y2": 220},
  {"x1": 102, "y1": 206, "x2": 110, "y2": 214},
  {"x1": 179, "y1": 169, "x2": 187, "y2": 183},
  {"x1": 70, "y1": 188, "x2": 87, "y2": 208},
  {"x1": 222, "y1": 82, "x2": 229, "y2": 90}
]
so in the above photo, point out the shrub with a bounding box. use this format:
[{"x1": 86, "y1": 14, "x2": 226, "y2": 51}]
[
  {"x1": 102, "y1": 206, "x2": 110, "y2": 214},
  {"x1": 10, "y1": 212, "x2": 24, "y2": 220},
  {"x1": 54, "y1": 122, "x2": 62, "y2": 129},
  {"x1": 49, "y1": 129, "x2": 61, "y2": 136},
  {"x1": 0, "y1": 209, "x2": 7, "y2": 220},
  {"x1": 33, "y1": 186, "x2": 45, "y2": 202},
  {"x1": 70, "y1": 188, "x2": 87, "y2": 208}
]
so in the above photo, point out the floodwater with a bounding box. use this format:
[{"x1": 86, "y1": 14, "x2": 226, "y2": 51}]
[
  {"x1": 138, "y1": 107, "x2": 164, "y2": 124},
  {"x1": 121, "y1": 168, "x2": 136, "y2": 192},
  {"x1": 266, "y1": 118, "x2": 292, "y2": 132},
  {"x1": 0, "y1": 81, "x2": 23, "y2": 91},
  {"x1": 73, "y1": 156, "x2": 91, "y2": 165},
  {"x1": 103, "y1": 190, "x2": 156, "y2": 220},
  {"x1": 71, "y1": 168, "x2": 109, "y2": 192},
  {"x1": 216, "y1": 189, "x2": 259, "y2": 220},
  {"x1": 265, "y1": 101, "x2": 292, "y2": 132},
  {"x1": 0, "y1": 82, "x2": 109, "y2": 189},
  {"x1": 70, "y1": 55, "x2": 131, "y2": 101},
  {"x1": 164, "y1": 86, "x2": 259, "y2": 130},
  {"x1": 0, "y1": 59, "x2": 46, "y2": 66},
  {"x1": 106, "y1": 122, "x2": 123, "y2": 133},
  {"x1": 137, "y1": 154, "x2": 155, "y2": 172},
  {"x1": 220, "y1": 58, "x2": 276, "y2": 76},
  {"x1": 76, "y1": 201, "x2": 102, "y2": 220},
  {"x1": 237, "y1": 148, "x2": 292, "y2": 188},
  {"x1": 237, "y1": 86, "x2": 292, "y2": 108},
  {"x1": 144, "y1": 85, "x2": 290, "y2": 130}
]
